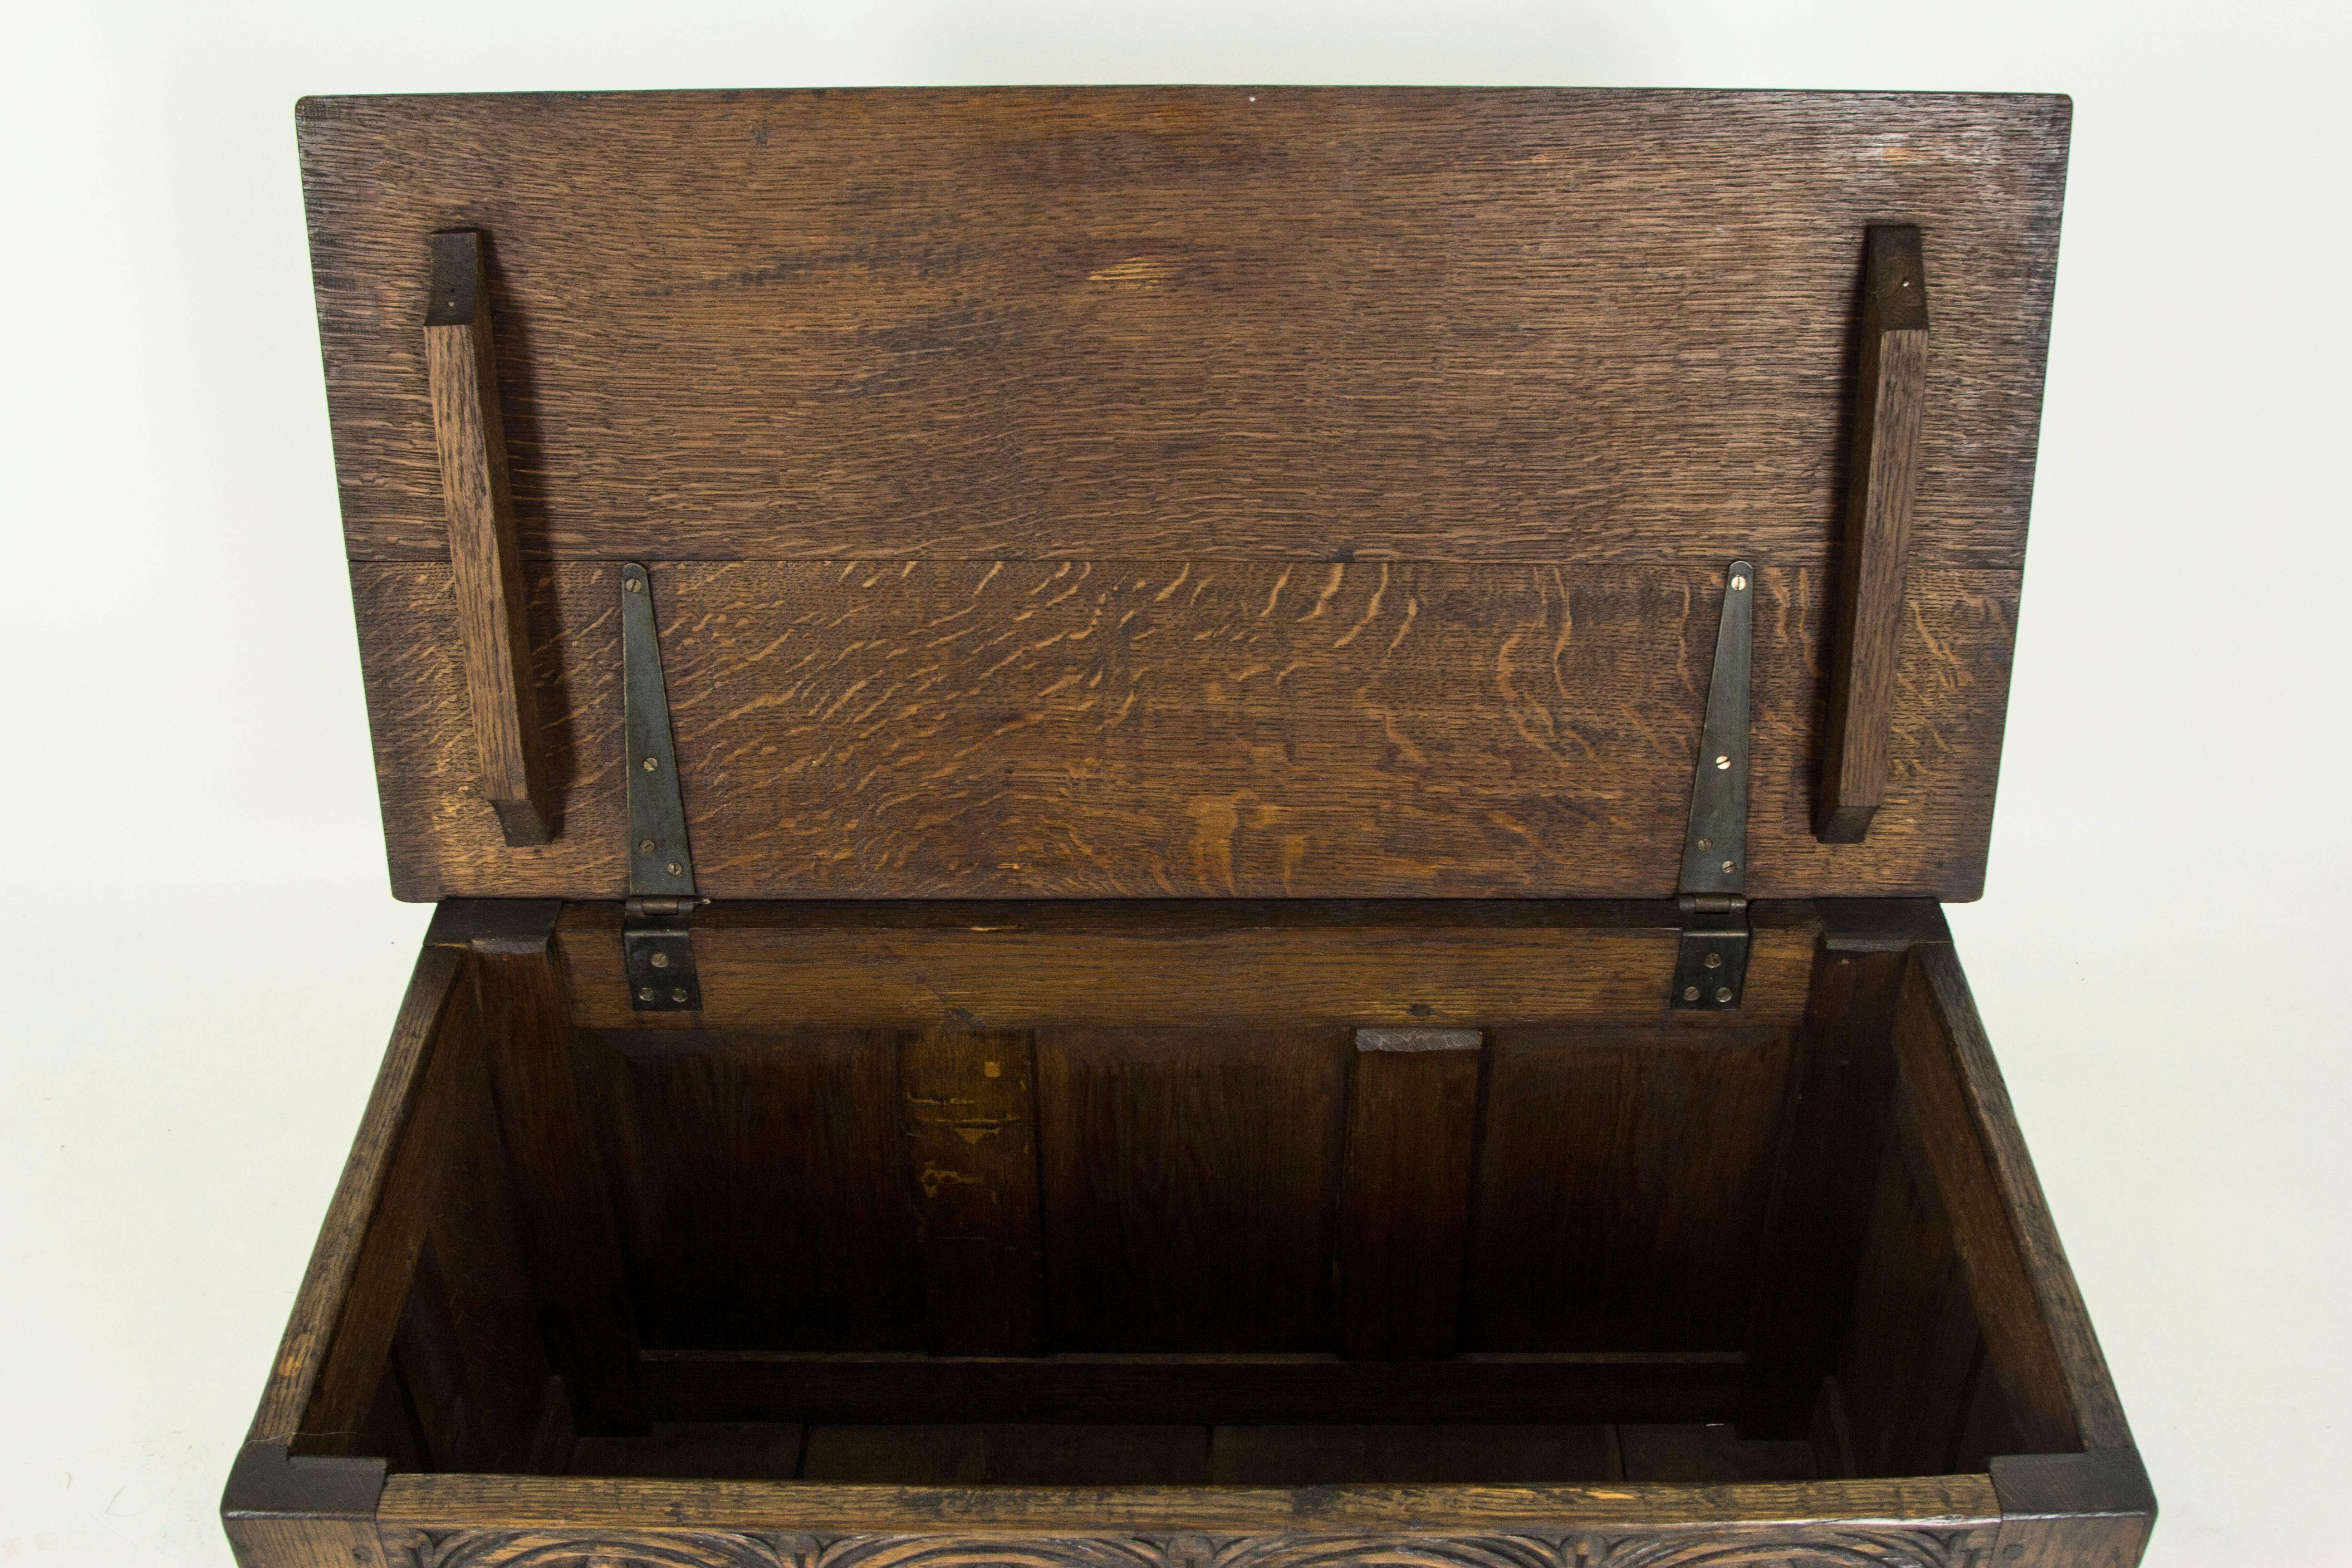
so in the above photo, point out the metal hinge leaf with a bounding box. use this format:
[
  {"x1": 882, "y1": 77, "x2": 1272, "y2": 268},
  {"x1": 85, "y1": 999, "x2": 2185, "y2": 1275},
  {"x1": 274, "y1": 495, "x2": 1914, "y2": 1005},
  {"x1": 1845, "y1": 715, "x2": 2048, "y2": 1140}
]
[
  {"x1": 1671, "y1": 562, "x2": 1754, "y2": 1012},
  {"x1": 621, "y1": 563, "x2": 702, "y2": 1013}
]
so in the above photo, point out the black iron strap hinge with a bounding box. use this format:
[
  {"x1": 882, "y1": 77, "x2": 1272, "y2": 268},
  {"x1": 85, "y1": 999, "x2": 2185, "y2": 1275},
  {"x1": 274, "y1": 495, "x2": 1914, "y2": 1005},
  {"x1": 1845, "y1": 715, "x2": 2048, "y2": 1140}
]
[
  {"x1": 620, "y1": 563, "x2": 703, "y2": 1012},
  {"x1": 1671, "y1": 560, "x2": 1754, "y2": 1011}
]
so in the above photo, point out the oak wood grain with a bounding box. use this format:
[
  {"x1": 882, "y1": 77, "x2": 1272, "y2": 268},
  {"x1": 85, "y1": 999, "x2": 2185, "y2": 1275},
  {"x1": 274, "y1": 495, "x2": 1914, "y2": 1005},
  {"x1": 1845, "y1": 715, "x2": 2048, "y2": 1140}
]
[
  {"x1": 354, "y1": 561, "x2": 2018, "y2": 902},
  {"x1": 555, "y1": 899, "x2": 1822, "y2": 1032},
  {"x1": 425, "y1": 230, "x2": 549, "y2": 846},
  {"x1": 1210, "y1": 1425, "x2": 1618, "y2": 1485},
  {"x1": 578, "y1": 1027, "x2": 922, "y2": 1352},
  {"x1": 637, "y1": 1349, "x2": 1747, "y2": 1426},
  {"x1": 899, "y1": 1028, "x2": 1048, "y2": 1356},
  {"x1": 255, "y1": 946, "x2": 474, "y2": 1448},
  {"x1": 299, "y1": 90, "x2": 2063, "y2": 575},
  {"x1": 1817, "y1": 225, "x2": 1930, "y2": 844},
  {"x1": 1893, "y1": 943, "x2": 2136, "y2": 1453},
  {"x1": 1338, "y1": 1028, "x2": 1486, "y2": 1359},
  {"x1": 1992, "y1": 1449, "x2": 2156, "y2": 1568},
  {"x1": 1739, "y1": 904, "x2": 1937, "y2": 1435},
  {"x1": 801, "y1": 1425, "x2": 1210, "y2": 1486},
  {"x1": 1464, "y1": 1026, "x2": 1795, "y2": 1351},
  {"x1": 376, "y1": 1469, "x2": 2003, "y2": 1536},
  {"x1": 1835, "y1": 1095, "x2": 1990, "y2": 1478},
  {"x1": 1035, "y1": 1026, "x2": 1346, "y2": 1351},
  {"x1": 432, "y1": 902, "x2": 644, "y2": 1433}
]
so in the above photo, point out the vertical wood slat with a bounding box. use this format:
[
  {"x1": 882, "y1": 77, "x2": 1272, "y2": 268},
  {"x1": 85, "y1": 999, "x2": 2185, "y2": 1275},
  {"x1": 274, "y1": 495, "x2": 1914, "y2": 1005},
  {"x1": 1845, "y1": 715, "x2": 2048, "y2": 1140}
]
[
  {"x1": 899, "y1": 1029, "x2": 1047, "y2": 1356},
  {"x1": 1338, "y1": 1027, "x2": 1486, "y2": 1360},
  {"x1": 431, "y1": 901, "x2": 645, "y2": 1431},
  {"x1": 425, "y1": 228, "x2": 550, "y2": 847},
  {"x1": 1816, "y1": 224, "x2": 1930, "y2": 844},
  {"x1": 1740, "y1": 902, "x2": 1940, "y2": 1435}
]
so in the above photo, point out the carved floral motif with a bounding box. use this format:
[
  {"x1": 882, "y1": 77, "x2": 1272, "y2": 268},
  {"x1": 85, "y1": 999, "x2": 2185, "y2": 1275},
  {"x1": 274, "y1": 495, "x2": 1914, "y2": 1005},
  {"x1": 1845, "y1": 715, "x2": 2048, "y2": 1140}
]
[{"x1": 408, "y1": 1525, "x2": 1986, "y2": 1568}]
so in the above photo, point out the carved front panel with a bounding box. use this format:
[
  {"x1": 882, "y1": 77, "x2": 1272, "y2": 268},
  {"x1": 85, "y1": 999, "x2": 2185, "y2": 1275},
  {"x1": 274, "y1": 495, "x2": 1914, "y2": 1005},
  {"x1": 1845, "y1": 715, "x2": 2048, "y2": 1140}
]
[{"x1": 406, "y1": 1527, "x2": 1997, "y2": 1568}]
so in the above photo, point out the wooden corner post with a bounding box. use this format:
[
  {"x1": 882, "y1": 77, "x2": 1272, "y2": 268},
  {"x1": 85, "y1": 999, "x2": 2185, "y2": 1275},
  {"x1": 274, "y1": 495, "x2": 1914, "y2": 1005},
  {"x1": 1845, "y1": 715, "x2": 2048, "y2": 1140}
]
[
  {"x1": 1817, "y1": 224, "x2": 1930, "y2": 844},
  {"x1": 425, "y1": 228, "x2": 550, "y2": 847}
]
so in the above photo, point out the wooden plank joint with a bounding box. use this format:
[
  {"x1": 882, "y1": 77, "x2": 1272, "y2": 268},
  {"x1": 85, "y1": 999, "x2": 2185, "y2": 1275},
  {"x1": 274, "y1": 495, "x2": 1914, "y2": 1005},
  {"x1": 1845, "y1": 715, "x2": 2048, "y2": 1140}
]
[
  {"x1": 1339, "y1": 1027, "x2": 1487, "y2": 1360},
  {"x1": 899, "y1": 1029, "x2": 1048, "y2": 1356},
  {"x1": 426, "y1": 229, "x2": 551, "y2": 848},
  {"x1": 1817, "y1": 224, "x2": 1930, "y2": 844},
  {"x1": 220, "y1": 1441, "x2": 387, "y2": 1568},
  {"x1": 1992, "y1": 1448, "x2": 2157, "y2": 1567}
]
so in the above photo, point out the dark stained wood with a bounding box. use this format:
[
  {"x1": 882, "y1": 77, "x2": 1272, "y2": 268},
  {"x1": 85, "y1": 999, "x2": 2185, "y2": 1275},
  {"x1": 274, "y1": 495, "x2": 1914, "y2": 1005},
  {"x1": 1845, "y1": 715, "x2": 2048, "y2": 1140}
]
[
  {"x1": 1951, "y1": 1338, "x2": 2032, "y2": 1473},
  {"x1": 1463, "y1": 1026, "x2": 1795, "y2": 1351},
  {"x1": 375, "y1": 1467, "x2": 2004, "y2": 1542},
  {"x1": 1992, "y1": 1449, "x2": 2157, "y2": 1568},
  {"x1": 220, "y1": 1443, "x2": 388, "y2": 1568},
  {"x1": 1740, "y1": 902, "x2": 1940, "y2": 1435},
  {"x1": 639, "y1": 1349, "x2": 1747, "y2": 1426},
  {"x1": 1213, "y1": 1425, "x2": 1616, "y2": 1485},
  {"x1": 300, "y1": 90, "x2": 2063, "y2": 575},
  {"x1": 1896, "y1": 943, "x2": 2136, "y2": 1451},
  {"x1": 899, "y1": 1028, "x2": 1048, "y2": 1356},
  {"x1": 248, "y1": 947, "x2": 469, "y2": 1447},
  {"x1": 803, "y1": 1425, "x2": 1210, "y2": 1485},
  {"x1": 586, "y1": 1028, "x2": 921, "y2": 1352},
  {"x1": 289, "y1": 957, "x2": 490, "y2": 1456},
  {"x1": 1036, "y1": 1026, "x2": 1347, "y2": 1351},
  {"x1": 404, "y1": 1074, "x2": 558, "y2": 1473},
  {"x1": 1817, "y1": 225, "x2": 1930, "y2": 844},
  {"x1": 356, "y1": 560, "x2": 2020, "y2": 903},
  {"x1": 424, "y1": 230, "x2": 548, "y2": 847},
  {"x1": 429, "y1": 901, "x2": 643, "y2": 1433},
  {"x1": 1338, "y1": 1028, "x2": 1485, "y2": 1359},
  {"x1": 570, "y1": 1424, "x2": 806, "y2": 1480},
  {"x1": 358, "y1": 1359, "x2": 426, "y2": 1476},
  {"x1": 1617, "y1": 1424, "x2": 1817, "y2": 1483},
  {"x1": 557, "y1": 899, "x2": 1822, "y2": 1032},
  {"x1": 1835, "y1": 1096, "x2": 1986, "y2": 1478}
]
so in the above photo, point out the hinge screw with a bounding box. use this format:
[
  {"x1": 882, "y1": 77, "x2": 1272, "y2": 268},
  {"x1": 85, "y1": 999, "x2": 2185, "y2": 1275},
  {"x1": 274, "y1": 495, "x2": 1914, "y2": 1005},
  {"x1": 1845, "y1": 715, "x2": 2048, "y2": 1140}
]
[
  {"x1": 666, "y1": 861, "x2": 683, "y2": 876},
  {"x1": 640, "y1": 838, "x2": 656, "y2": 853},
  {"x1": 671, "y1": 988, "x2": 689, "y2": 1003},
  {"x1": 1722, "y1": 859, "x2": 1736, "y2": 873},
  {"x1": 1697, "y1": 837, "x2": 1712, "y2": 850},
  {"x1": 650, "y1": 951, "x2": 671, "y2": 968},
  {"x1": 1730, "y1": 574, "x2": 1748, "y2": 591},
  {"x1": 637, "y1": 986, "x2": 655, "y2": 1001},
  {"x1": 625, "y1": 577, "x2": 643, "y2": 593},
  {"x1": 1714, "y1": 755, "x2": 1730, "y2": 770},
  {"x1": 1715, "y1": 987, "x2": 1733, "y2": 1003},
  {"x1": 1705, "y1": 952, "x2": 1722, "y2": 968},
  {"x1": 1682, "y1": 985, "x2": 1700, "y2": 1002},
  {"x1": 642, "y1": 756, "x2": 660, "y2": 771}
]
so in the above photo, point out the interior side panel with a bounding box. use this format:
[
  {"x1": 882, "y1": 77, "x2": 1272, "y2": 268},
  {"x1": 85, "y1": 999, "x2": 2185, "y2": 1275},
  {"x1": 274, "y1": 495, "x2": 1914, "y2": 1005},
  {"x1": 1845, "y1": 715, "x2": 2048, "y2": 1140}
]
[
  {"x1": 1035, "y1": 1026, "x2": 1349, "y2": 1352},
  {"x1": 1464, "y1": 1025, "x2": 1795, "y2": 1351},
  {"x1": 576, "y1": 1028, "x2": 922, "y2": 1351}
]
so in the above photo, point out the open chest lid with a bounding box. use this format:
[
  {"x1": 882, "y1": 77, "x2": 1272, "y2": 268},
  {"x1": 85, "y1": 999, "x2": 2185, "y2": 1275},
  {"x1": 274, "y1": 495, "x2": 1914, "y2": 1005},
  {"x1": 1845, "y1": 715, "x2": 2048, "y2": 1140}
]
[{"x1": 299, "y1": 87, "x2": 2067, "y2": 906}]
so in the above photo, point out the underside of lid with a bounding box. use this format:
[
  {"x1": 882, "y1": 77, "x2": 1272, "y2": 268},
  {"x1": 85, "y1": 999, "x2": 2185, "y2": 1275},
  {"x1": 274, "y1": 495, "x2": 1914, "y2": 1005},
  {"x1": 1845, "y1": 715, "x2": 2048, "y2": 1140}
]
[{"x1": 296, "y1": 87, "x2": 2069, "y2": 902}]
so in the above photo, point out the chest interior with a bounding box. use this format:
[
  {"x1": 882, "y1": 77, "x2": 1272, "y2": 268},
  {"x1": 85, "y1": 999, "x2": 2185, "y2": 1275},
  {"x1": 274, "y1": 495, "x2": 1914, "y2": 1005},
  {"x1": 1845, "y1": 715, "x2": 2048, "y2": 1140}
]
[
  {"x1": 302, "y1": 894, "x2": 2057, "y2": 1489},
  {"x1": 228, "y1": 85, "x2": 2147, "y2": 1566}
]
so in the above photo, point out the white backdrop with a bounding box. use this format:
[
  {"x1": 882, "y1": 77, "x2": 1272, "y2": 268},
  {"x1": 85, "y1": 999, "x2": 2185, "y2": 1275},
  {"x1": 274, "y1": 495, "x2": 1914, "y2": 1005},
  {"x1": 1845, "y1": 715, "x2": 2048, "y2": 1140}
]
[{"x1": 2, "y1": 3, "x2": 2344, "y2": 1563}]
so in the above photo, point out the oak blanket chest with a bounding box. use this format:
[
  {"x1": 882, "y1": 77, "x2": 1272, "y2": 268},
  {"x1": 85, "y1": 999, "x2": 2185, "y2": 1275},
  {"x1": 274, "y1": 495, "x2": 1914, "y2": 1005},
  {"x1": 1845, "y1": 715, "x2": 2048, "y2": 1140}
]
[{"x1": 223, "y1": 88, "x2": 2155, "y2": 1568}]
